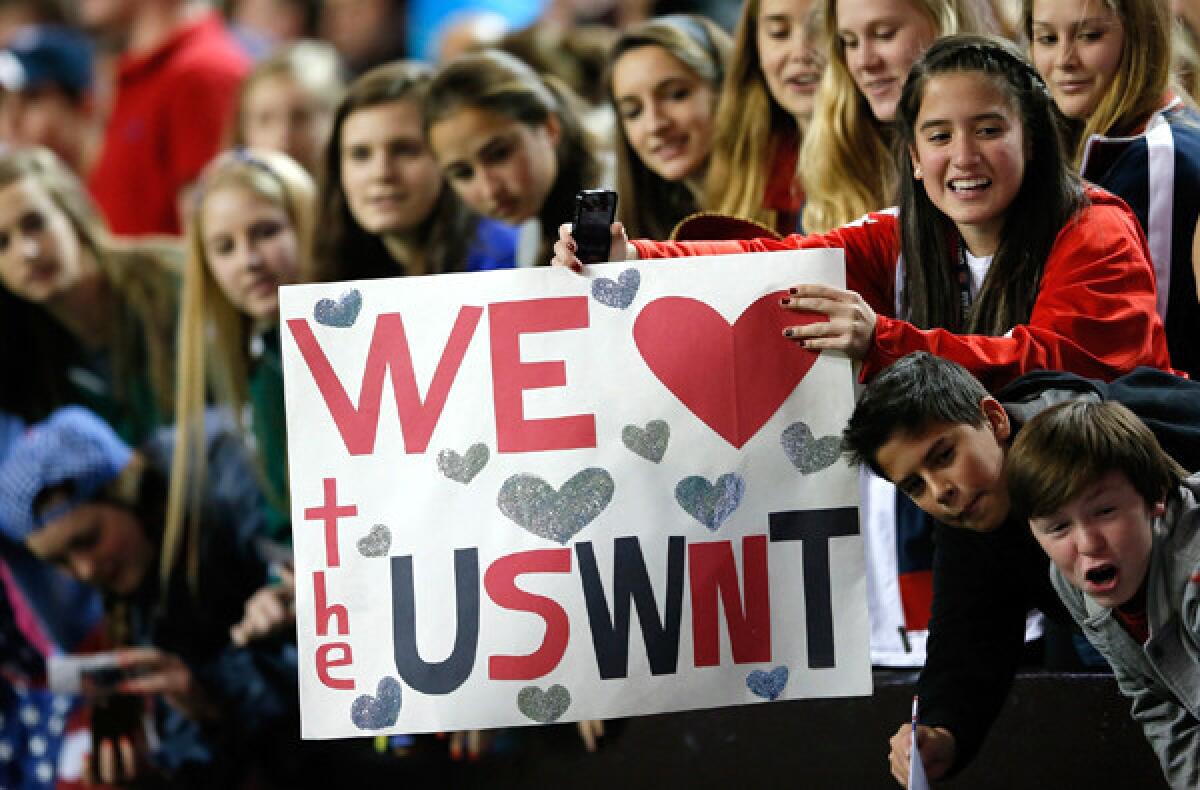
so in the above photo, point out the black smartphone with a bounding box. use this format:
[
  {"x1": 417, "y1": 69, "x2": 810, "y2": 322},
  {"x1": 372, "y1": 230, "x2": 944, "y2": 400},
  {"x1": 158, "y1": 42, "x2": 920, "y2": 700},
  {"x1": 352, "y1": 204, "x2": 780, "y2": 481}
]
[
  {"x1": 571, "y1": 189, "x2": 618, "y2": 265},
  {"x1": 81, "y1": 665, "x2": 136, "y2": 695}
]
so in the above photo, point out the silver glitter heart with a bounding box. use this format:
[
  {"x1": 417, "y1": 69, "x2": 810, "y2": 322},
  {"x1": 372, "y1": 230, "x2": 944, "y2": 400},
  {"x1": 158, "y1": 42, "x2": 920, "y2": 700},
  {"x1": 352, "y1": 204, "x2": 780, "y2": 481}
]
[
  {"x1": 517, "y1": 684, "x2": 571, "y2": 723},
  {"x1": 591, "y1": 268, "x2": 640, "y2": 309},
  {"x1": 357, "y1": 524, "x2": 392, "y2": 557},
  {"x1": 497, "y1": 468, "x2": 614, "y2": 544},
  {"x1": 351, "y1": 676, "x2": 402, "y2": 729},
  {"x1": 781, "y1": 421, "x2": 842, "y2": 474},
  {"x1": 675, "y1": 473, "x2": 745, "y2": 530},
  {"x1": 622, "y1": 420, "x2": 669, "y2": 463},
  {"x1": 438, "y1": 443, "x2": 489, "y2": 484},
  {"x1": 314, "y1": 288, "x2": 363, "y2": 328}
]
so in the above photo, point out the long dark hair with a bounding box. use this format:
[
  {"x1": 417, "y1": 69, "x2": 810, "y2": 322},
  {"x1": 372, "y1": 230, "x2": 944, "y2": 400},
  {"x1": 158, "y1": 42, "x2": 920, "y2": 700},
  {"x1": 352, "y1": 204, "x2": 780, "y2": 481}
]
[
  {"x1": 425, "y1": 49, "x2": 602, "y2": 261},
  {"x1": 315, "y1": 60, "x2": 476, "y2": 281},
  {"x1": 894, "y1": 34, "x2": 1085, "y2": 335}
]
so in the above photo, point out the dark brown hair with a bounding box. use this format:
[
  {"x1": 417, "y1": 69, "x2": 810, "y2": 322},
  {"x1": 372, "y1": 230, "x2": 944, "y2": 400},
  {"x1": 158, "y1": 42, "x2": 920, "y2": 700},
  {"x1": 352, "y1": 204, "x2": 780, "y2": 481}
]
[
  {"x1": 315, "y1": 60, "x2": 477, "y2": 281},
  {"x1": 1007, "y1": 400, "x2": 1185, "y2": 520},
  {"x1": 425, "y1": 49, "x2": 602, "y2": 262}
]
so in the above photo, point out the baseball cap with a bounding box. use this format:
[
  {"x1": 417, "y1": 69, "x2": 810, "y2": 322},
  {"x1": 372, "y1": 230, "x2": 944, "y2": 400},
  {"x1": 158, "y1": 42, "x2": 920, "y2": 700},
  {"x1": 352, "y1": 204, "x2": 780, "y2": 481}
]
[
  {"x1": 0, "y1": 406, "x2": 133, "y2": 542},
  {"x1": 0, "y1": 26, "x2": 94, "y2": 98}
]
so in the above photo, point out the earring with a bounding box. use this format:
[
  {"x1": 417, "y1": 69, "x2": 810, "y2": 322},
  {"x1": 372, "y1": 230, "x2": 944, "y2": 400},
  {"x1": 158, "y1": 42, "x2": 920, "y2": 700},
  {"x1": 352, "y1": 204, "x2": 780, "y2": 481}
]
[{"x1": 913, "y1": 166, "x2": 923, "y2": 179}]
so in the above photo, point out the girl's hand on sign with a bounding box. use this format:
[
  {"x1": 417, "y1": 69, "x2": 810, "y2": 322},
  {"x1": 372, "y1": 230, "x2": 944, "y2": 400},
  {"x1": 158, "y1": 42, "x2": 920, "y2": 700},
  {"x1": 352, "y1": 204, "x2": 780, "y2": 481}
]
[
  {"x1": 552, "y1": 222, "x2": 635, "y2": 272},
  {"x1": 577, "y1": 718, "x2": 605, "y2": 752},
  {"x1": 781, "y1": 284, "x2": 877, "y2": 359}
]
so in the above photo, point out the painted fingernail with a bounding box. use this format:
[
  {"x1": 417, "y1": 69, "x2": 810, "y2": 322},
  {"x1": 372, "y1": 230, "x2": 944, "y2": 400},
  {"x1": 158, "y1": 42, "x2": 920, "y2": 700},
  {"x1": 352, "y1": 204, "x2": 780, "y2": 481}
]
[
  {"x1": 779, "y1": 297, "x2": 790, "y2": 306},
  {"x1": 789, "y1": 287, "x2": 798, "y2": 295},
  {"x1": 783, "y1": 328, "x2": 794, "y2": 338}
]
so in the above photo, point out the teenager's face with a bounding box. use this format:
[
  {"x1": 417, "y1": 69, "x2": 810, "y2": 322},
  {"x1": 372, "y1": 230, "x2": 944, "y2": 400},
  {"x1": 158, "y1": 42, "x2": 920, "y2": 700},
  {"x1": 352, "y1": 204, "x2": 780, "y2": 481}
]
[
  {"x1": 910, "y1": 72, "x2": 1027, "y2": 257},
  {"x1": 875, "y1": 398, "x2": 1012, "y2": 532},
  {"x1": 1029, "y1": 0, "x2": 1125, "y2": 121},
  {"x1": 78, "y1": 0, "x2": 136, "y2": 34},
  {"x1": 201, "y1": 184, "x2": 300, "y2": 322},
  {"x1": 836, "y1": 0, "x2": 938, "y2": 121},
  {"x1": 0, "y1": 89, "x2": 88, "y2": 169},
  {"x1": 1176, "y1": 0, "x2": 1200, "y2": 35},
  {"x1": 758, "y1": 0, "x2": 826, "y2": 123},
  {"x1": 611, "y1": 44, "x2": 716, "y2": 183},
  {"x1": 0, "y1": 177, "x2": 87, "y2": 305},
  {"x1": 430, "y1": 106, "x2": 560, "y2": 225},
  {"x1": 27, "y1": 501, "x2": 153, "y2": 596},
  {"x1": 232, "y1": 0, "x2": 308, "y2": 44},
  {"x1": 1029, "y1": 471, "x2": 1160, "y2": 608},
  {"x1": 340, "y1": 99, "x2": 443, "y2": 236},
  {"x1": 242, "y1": 74, "x2": 331, "y2": 175}
]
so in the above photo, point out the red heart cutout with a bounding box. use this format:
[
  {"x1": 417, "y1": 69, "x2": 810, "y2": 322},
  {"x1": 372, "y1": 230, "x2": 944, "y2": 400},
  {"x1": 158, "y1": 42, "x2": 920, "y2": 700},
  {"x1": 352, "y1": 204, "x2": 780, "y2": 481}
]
[{"x1": 633, "y1": 292, "x2": 821, "y2": 448}]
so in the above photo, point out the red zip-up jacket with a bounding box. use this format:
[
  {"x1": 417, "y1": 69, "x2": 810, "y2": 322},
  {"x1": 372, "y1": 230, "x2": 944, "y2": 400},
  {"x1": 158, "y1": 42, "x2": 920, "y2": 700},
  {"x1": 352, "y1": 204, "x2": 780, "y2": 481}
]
[{"x1": 632, "y1": 186, "x2": 1173, "y2": 388}]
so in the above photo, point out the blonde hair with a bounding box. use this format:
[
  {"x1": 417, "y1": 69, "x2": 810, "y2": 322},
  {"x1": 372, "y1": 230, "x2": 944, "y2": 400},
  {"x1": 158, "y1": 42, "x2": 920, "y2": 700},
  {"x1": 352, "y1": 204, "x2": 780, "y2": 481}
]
[
  {"x1": 167, "y1": 148, "x2": 317, "y2": 591},
  {"x1": 801, "y1": 0, "x2": 980, "y2": 232},
  {"x1": 1022, "y1": 0, "x2": 1172, "y2": 165},
  {"x1": 608, "y1": 15, "x2": 732, "y2": 240},
  {"x1": 0, "y1": 147, "x2": 180, "y2": 431},
  {"x1": 704, "y1": 0, "x2": 822, "y2": 231}
]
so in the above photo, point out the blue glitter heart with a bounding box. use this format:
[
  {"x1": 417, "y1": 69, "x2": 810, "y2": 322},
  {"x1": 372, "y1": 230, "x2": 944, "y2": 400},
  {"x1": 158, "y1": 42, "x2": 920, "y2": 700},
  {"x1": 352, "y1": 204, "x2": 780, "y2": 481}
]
[
  {"x1": 675, "y1": 473, "x2": 745, "y2": 530},
  {"x1": 517, "y1": 684, "x2": 571, "y2": 723},
  {"x1": 746, "y1": 666, "x2": 788, "y2": 701},
  {"x1": 781, "y1": 421, "x2": 842, "y2": 474},
  {"x1": 351, "y1": 676, "x2": 402, "y2": 729},
  {"x1": 497, "y1": 468, "x2": 614, "y2": 544},
  {"x1": 314, "y1": 288, "x2": 363, "y2": 328},
  {"x1": 591, "y1": 268, "x2": 640, "y2": 309},
  {"x1": 622, "y1": 420, "x2": 669, "y2": 462}
]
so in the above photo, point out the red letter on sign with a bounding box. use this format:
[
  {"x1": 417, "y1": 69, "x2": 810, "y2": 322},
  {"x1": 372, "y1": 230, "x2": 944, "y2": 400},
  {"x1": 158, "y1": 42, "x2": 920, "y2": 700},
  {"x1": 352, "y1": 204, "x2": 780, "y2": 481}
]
[
  {"x1": 316, "y1": 643, "x2": 355, "y2": 690},
  {"x1": 484, "y1": 549, "x2": 572, "y2": 680},
  {"x1": 313, "y1": 571, "x2": 349, "y2": 637},
  {"x1": 688, "y1": 536, "x2": 771, "y2": 666},
  {"x1": 287, "y1": 308, "x2": 482, "y2": 455},
  {"x1": 489, "y1": 297, "x2": 596, "y2": 453}
]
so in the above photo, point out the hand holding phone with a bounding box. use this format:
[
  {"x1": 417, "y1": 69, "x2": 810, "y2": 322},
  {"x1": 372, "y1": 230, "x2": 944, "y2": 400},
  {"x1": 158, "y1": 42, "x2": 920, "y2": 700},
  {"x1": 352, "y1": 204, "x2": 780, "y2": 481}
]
[{"x1": 571, "y1": 189, "x2": 618, "y2": 265}]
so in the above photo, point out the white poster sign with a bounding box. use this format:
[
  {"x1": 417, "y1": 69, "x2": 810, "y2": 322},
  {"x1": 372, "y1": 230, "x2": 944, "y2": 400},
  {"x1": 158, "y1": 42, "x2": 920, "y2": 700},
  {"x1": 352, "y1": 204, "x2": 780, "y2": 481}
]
[{"x1": 280, "y1": 250, "x2": 870, "y2": 739}]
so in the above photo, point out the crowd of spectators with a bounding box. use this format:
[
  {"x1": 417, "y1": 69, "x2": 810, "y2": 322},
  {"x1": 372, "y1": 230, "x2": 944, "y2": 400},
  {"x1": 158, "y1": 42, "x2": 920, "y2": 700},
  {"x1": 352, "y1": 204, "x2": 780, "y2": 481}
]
[{"x1": 0, "y1": 0, "x2": 1197, "y2": 787}]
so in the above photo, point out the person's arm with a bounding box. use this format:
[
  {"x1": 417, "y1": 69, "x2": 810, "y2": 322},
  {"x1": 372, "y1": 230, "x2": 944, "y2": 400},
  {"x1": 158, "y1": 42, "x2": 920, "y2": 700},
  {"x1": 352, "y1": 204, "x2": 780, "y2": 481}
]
[
  {"x1": 1118, "y1": 664, "x2": 1200, "y2": 788},
  {"x1": 862, "y1": 201, "x2": 1171, "y2": 388},
  {"x1": 1053, "y1": 564, "x2": 1200, "y2": 789},
  {"x1": 912, "y1": 523, "x2": 1031, "y2": 776},
  {"x1": 626, "y1": 212, "x2": 899, "y2": 274}
]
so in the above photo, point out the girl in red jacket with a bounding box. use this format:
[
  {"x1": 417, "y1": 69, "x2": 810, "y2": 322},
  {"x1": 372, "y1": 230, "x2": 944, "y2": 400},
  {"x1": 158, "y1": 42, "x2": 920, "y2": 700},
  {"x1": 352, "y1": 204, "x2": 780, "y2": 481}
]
[{"x1": 554, "y1": 34, "x2": 1173, "y2": 390}]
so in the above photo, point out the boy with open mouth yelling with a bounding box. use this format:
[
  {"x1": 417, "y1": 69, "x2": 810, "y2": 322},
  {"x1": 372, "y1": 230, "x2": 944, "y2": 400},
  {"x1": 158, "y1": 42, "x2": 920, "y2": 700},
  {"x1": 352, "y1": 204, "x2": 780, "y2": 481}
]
[{"x1": 1007, "y1": 399, "x2": 1200, "y2": 790}]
